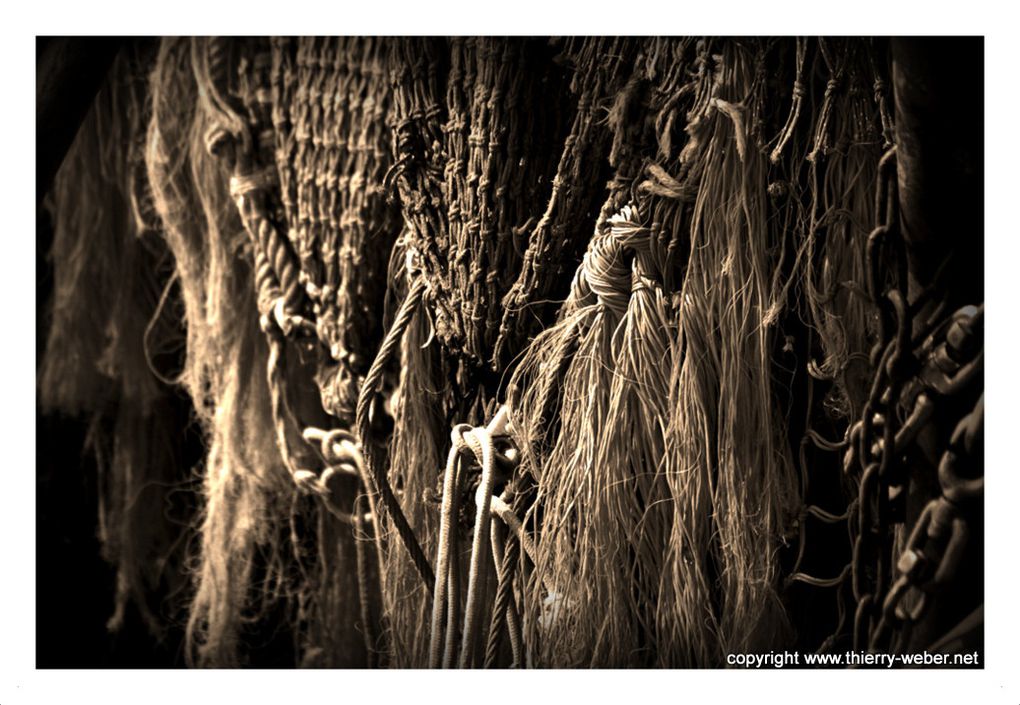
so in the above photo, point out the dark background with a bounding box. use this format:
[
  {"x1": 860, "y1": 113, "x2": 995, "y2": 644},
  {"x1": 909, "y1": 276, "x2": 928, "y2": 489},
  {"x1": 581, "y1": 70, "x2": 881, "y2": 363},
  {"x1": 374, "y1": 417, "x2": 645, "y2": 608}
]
[{"x1": 36, "y1": 208, "x2": 188, "y2": 668}]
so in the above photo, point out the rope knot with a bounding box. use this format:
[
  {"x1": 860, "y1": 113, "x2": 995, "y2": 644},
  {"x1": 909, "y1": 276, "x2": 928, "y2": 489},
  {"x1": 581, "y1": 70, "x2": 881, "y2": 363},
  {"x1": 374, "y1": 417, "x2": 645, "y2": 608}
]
[
  {"x1": 450, "y1": 407, "x2": 513, "y2": 468},
  {"x1": 570, "y1": 205, "x2": 653, "y2": 314},
  {"x1": 639, "y1": 163, "x2": 695, "y2": 202},
  {"x1": 768, "y1": 181, "x2": 789, "y2": 199},
  {"x1": 260, "y1": 297, "x2": 315, "y2": 338},
  {"x1": 228, "y1": 166, "x2": 278, "y2": 202},
  {"x1": 299, "y1": 426, "x2": 366, "y2": 499},
  {"x1": 709, "y1": 98, "x2": 748, "y2": 161}
]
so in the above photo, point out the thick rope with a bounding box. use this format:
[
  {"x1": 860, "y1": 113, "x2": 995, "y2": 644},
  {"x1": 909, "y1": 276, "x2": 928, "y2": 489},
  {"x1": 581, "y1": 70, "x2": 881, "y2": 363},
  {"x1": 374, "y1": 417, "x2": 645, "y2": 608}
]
[
  {"x1": 486, "y1": 520, "x2": 523, "y2": 668},
  {"x1": 483, "y1": 485, "x2": 530, "y2": 668},
  {"x1": 489, "y1": 494, "x2": 539, "y2": 565},
  {"x1": 428, "y1": 407, "x2": 513, "y2": 668},
  {"x1": 355, "y1": 276, "x2": 435, "y2": 591},
  {"x1": 458, "y1": 425, "x2": 497, "y2": 668},
  {"x1": 428, "y1": 423, "x2": 468, "y2": 668}
]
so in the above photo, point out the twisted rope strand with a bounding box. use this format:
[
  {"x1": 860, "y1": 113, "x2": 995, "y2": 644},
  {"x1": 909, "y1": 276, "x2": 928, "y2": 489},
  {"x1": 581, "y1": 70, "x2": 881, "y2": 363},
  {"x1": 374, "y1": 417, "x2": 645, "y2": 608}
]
[
  {"x1": 458, "y1": 425, "x2": 496, "y2": 668},
  {"x1": 484, "y1": 522, "x2": 516, "y2": 668},
  {"x1": 428, "y1": 425, "x2": 468, "y2": 667},
  {"x1": 355, "y1": 276, "x2": 435, "y2": 590}
]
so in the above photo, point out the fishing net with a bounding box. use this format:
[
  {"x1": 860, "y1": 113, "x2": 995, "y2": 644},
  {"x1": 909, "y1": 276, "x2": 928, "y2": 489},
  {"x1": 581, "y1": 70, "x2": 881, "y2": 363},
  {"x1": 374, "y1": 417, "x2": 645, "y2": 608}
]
[{"x1": 39, "y1": 36, "x2": 982, "y2": 668}]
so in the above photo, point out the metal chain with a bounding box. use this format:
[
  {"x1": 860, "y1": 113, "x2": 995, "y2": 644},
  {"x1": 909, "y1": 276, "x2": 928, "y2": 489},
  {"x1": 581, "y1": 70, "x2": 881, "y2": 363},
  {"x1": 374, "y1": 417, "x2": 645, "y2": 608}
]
[
  {"x1": 869, "y1": 308, "x2": 983, "y2": 652},
  {"x1": 841, "y1": 145, "x2": 984, "y2": 654},
  {"x1": 843, "y1": 146, "x2": 909, "y2": 653}
]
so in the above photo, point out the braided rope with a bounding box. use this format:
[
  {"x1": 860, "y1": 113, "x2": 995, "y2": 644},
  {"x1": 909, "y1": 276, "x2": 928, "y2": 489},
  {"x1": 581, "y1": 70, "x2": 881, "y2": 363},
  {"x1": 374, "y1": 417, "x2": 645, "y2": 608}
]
[
  {"x1": 197, "y1": 36, "x2": 319, "y2": 496},
  {"x1": 485, "y1": 519, "x2": 525, "y2": 668}
]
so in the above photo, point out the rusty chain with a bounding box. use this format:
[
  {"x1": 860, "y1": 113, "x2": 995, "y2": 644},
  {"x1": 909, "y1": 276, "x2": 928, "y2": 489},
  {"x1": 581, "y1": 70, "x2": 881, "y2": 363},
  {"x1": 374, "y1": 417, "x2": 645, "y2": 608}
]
[
  {"x1": 868, "y1": 310, "x2": 983, "y2": 653},
  {"x1": 838, "y1": 145, "x2": 984, "y2": 655}
]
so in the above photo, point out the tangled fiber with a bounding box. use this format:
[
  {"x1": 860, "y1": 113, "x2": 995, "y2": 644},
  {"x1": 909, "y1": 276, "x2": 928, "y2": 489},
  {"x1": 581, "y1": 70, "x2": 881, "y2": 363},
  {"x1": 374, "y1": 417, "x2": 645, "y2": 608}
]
[
  {"x1": 40, "y1": 41, "x2": 192, "y2": 637},
  {"x1": 40, "y1": 36, "x2": 909, "y2": 667}
]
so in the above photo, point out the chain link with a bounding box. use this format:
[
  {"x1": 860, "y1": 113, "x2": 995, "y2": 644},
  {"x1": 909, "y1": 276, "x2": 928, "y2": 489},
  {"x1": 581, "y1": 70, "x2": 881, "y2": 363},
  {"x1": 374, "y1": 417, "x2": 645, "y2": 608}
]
[{"x1": 840, "y1": 145, "x2": 983, "y2": 654}]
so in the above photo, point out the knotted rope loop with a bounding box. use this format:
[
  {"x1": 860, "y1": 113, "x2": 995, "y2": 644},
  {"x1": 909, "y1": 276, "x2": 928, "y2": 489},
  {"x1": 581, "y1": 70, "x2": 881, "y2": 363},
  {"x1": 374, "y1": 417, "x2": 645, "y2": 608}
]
[
  {"x1": 428, "y1": 406, "x2": 516, "y2": 668},
  {"x1": 259, "y1": 297, "x2": 317, "y2": 339},
  {"x1": 297, "y1": 426, "x2": 374, "y2": 516},
  {"x1": 572, "y1": 205, "x2": 651, "y2": 316},
  {"x1": 300, "y1": 427, "x2": 365, "y2": 490}
]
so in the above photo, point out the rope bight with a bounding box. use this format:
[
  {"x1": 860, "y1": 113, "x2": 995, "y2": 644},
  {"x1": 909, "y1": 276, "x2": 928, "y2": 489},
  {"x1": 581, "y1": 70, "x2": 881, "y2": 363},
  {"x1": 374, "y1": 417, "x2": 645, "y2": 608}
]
[{"x1": 39, "y1": 35, "x2": 983, "y2": 668}]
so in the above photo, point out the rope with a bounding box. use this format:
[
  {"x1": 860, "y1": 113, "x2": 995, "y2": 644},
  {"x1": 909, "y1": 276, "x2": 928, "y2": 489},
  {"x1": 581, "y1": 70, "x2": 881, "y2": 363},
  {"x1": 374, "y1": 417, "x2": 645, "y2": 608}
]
[
  {"x1": 483, "y1": 486, "x2": 529, "y2": 668},
  {"x1": 485, "y1": 518, "x2": 523, "y2": 668},
  {"x1": 300, "y1": 426, "x2": 383, "y2": 664},
  {"x1": 264, "y1": 305, "x2": 314, "y2": 488},
  {"x1": 199, "y1": 37, "x2": 319, "y2": 498},
  {"x1": 867, "y1": 39, "x2": 895, "y2": 149},
  {"x1": 428, "y1": 407, "x2": 514, "y2": 668},
  {"x1": 484, "y1": 523, "x2": 515, "y2": 667},
  {"x1": 354, "y1": 494, "x2": 376, "y2": 667},
  {"x1": 428, "y1": 423, "x2": 468, "y2": 668},
  {"x1": 808, "y1": 38, "x2": 850, "y2": 163},
  {"x1": 770, "y1": 37, "x2": 808, "y2": 164},
  {"x1": 355, "y1": 276, "x2": 435, "y2": 591},
  {"x1": 458, "y1": 425, "x2": 497, "y2": 668},
  {"x1": 489, "y1": 494, "x2": 538, "y2": 565},
  {"x1": 88, "y1": 35, "x2": 953, "y2": 668}
]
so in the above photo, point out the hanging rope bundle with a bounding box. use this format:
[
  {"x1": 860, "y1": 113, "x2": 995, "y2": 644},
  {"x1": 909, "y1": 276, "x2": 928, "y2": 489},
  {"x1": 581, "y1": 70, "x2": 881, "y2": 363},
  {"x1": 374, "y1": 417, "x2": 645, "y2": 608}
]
[{"x1": 499, "y1": 40, "x2": 804, "y2": 667}]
